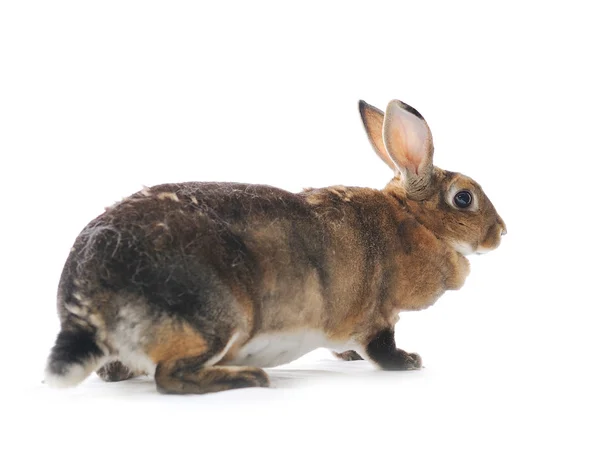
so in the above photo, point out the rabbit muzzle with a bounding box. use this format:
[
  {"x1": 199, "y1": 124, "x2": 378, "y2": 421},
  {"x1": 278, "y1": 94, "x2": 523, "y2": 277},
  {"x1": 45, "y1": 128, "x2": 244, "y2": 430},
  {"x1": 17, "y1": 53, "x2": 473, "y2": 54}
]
[{"x1": 476, "y1": 218, "x2": 506, "y2": 254}]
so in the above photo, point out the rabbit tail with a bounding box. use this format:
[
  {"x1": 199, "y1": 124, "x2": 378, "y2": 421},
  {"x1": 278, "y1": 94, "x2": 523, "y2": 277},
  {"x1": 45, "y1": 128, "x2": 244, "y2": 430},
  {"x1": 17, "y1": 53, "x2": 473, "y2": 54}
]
[{"x1": 44, "y1": 320, "x2": 107, "y2": 388}]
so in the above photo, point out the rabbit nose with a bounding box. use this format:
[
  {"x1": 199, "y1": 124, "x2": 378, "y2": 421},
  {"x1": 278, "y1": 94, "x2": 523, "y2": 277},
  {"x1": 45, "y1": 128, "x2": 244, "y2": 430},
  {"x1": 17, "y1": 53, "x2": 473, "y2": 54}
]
[{"x1": 497, "y1": 217, "x2": 507, "y2": 236}]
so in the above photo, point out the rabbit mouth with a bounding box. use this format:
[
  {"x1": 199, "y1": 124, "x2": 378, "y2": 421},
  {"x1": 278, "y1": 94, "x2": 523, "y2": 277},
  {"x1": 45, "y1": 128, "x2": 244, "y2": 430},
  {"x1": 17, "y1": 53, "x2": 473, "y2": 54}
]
[{"x1": 477, "y1": 223, "x2": 505, "y2": 254}]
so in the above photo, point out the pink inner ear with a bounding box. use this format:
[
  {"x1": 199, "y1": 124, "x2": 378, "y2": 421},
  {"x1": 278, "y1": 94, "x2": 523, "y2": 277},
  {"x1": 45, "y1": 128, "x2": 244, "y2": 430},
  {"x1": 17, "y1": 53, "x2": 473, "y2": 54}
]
[
  {"x1": 386, "y1": 118, "x2": 428, "y2": 176},
  {"x1": 400, "y1": 113, "x2": 429, "y2": 175},
  {"x1": 407, "y1": 150, "x2": 425, "y2": 176}
]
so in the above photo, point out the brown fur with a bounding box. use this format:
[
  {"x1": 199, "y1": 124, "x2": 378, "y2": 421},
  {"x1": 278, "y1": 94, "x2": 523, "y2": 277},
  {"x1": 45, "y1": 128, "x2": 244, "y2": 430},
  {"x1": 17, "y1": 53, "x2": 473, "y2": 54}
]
[
  {"x1": 146, "y1": 321, "x2": 208, "y2": 363},
  {"x1": 46, "y1": 99, "x2": 506, "y2": 393}
]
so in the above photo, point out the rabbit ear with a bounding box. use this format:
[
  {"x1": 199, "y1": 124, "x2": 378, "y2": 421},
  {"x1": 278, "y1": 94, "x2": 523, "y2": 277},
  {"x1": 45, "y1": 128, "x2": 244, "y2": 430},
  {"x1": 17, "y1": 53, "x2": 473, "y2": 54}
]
[
  {"x1": 383, "y1": 100, "x2": 434, "y2": 192},
  {"x1": 359, "y1": 100, "x2": 400, "y2": 173}
]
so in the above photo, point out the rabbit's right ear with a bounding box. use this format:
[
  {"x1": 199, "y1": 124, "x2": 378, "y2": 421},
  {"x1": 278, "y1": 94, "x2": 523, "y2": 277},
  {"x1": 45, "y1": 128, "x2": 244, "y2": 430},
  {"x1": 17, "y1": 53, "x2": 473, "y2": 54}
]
[
  {"x1": 359, "y1": 100, "x2": 399, "y2": 173},
  {"x1": 383, "y1": 100, "x2": 434, "y2": 196}
]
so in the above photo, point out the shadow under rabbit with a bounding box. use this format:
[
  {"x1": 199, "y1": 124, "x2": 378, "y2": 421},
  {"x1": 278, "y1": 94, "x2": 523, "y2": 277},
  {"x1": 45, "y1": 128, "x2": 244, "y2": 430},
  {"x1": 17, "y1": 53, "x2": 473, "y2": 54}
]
[{"x1": 40, "y1": 358, "x2": 427, "y2": 399}]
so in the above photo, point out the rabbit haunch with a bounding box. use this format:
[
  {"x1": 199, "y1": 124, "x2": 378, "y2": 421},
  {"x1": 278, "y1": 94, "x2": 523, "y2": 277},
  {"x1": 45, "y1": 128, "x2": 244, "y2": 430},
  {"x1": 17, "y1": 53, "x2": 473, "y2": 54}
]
[{"x1": 46, "y1": 99, "x2": 505, "y2": 394}]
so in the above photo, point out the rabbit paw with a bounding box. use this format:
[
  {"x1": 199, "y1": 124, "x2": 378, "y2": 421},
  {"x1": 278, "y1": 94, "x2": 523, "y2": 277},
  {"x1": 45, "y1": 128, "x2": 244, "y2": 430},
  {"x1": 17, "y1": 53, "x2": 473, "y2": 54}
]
[{"x1": 334, "y1": 350, "x2": 364, "y2": 361}]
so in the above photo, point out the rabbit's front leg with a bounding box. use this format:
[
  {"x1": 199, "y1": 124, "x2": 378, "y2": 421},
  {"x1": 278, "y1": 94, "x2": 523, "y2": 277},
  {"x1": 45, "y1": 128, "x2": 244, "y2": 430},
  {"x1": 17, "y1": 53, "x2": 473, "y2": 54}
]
[{"x1": 364, "y1": 328, "x2": 422, "y2": 370}]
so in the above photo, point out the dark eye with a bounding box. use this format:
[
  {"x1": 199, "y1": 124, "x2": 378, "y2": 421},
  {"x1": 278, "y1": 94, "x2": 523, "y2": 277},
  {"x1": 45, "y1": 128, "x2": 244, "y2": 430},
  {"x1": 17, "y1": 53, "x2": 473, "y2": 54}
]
[{"x1": 453, "y1": 190, "x2": 473, "y2": 208}]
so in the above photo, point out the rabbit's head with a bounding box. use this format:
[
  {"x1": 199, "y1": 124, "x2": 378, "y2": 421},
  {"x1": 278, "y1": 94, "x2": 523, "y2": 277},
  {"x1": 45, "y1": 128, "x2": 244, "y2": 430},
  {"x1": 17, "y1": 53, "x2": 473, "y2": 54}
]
[{"x1": 360, "y1": 99, "x2": 506, "y2": 255}]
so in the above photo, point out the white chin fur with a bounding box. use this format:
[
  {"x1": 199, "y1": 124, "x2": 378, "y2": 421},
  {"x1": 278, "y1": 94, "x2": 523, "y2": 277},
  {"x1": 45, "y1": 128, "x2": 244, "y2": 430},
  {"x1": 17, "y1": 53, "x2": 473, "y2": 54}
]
[
  {"x1": 475, "y1": 246, "x2": 493, "y2": 255},
  {"x1": 452, "y1": 242, "x2": 475, "y2": 256}
]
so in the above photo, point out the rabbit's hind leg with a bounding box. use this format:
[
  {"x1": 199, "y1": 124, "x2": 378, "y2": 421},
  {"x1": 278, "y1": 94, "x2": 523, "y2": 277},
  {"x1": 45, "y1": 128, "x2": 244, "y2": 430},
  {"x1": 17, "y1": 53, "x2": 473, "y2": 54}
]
[
  {"x1": 155, "y1": 360, "x2": 269, "y2": 395},
  {"x1": 146, "y1": 324, "x2": 269, "y2": 395}
]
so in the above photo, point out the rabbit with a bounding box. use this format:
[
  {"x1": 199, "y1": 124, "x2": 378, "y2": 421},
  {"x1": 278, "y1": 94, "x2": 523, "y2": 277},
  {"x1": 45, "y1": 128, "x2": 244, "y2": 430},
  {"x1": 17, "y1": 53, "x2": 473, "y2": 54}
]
[{"x1": 45, "y1": 99, "x2": 506, "y2": 394}]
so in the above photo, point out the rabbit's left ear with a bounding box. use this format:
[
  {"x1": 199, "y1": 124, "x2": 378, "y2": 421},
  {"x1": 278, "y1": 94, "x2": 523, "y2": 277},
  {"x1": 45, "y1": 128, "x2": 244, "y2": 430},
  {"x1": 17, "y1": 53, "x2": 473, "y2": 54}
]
[
  {"x1": 383, "y1": 100, "x2": 434, "y2": 193},
  {"x1": 359, "y1": 100, "x2": 399, "y2": 174}
]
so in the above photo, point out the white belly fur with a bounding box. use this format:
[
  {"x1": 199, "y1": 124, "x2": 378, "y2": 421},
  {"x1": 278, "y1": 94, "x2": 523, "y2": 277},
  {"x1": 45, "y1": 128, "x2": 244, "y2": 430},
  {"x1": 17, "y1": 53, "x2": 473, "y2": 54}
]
[{"x1": 227, "y1": 330, "x2": 353, "y2": 368}]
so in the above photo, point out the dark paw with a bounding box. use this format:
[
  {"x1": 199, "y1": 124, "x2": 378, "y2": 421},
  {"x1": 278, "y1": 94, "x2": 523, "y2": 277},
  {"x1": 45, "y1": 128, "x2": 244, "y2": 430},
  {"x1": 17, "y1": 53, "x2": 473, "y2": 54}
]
[
  {"x1": 379, "y1": 351, "x2": 422, "y2": 371},
  {"x1": 405, "y1": 352, "x2": 422, "y2": 370},
  {"x1": 237, "y1": 368, "x2": 270, "y2": 388},
  {"x1": 334, "y1": 350, "x2": 364, "y2": 361},
  {"x1": 97, "y1": 361, "x2": 137, "y2": 382}
]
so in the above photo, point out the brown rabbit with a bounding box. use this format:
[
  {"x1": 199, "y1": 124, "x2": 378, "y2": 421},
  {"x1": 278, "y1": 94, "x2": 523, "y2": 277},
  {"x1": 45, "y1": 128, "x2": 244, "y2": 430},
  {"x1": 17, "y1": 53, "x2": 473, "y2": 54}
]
[{"x1": 45, "y1": 99, "x2": 506, "y2": 394}]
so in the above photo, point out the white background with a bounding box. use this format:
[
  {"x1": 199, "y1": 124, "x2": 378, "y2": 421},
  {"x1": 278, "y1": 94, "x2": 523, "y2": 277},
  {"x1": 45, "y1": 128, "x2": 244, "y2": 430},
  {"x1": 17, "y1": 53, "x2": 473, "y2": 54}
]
[{"x1": 1, "y1": 1, "x2": 598, "y2": 467}]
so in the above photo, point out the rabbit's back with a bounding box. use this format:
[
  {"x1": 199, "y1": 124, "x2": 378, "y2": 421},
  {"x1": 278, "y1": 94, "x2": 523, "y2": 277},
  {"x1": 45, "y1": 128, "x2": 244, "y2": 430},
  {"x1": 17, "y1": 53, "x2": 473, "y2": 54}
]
[{"x1": 58, "y1": 182, "x2": 331, "y2": 331}]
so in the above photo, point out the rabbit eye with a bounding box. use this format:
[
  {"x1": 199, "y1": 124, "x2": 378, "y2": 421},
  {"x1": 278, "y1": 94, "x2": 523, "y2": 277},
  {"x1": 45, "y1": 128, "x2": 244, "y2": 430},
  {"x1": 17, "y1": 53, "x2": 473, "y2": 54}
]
[{"x1": 453, "y1": 190, "x2": 473, "y2": 209}]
